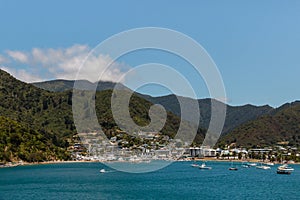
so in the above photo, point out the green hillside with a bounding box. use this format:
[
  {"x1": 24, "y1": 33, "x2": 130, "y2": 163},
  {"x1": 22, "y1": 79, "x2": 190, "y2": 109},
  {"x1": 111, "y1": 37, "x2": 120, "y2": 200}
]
[
  {"x1": 32, "y1": 79, "x2": 129, "y2": 92},
  {"x1": 0, "y1": 70, "x2": 204, "y2": 162},
  {"x1": 0, "y1": 116, "x2": 69, "y2": 162},
  {"x1": 0, "y1": 70, "x2": 76, "y2": 140},
  {"x1": 220, "y1": 101, "x2": 300, "y2": 147},
  {"x1": 140, "y1": 94, "x2": 273, "y2": 135},
  {"x1": 33, "y1": 80, "x2": 274, "y2": 135}
]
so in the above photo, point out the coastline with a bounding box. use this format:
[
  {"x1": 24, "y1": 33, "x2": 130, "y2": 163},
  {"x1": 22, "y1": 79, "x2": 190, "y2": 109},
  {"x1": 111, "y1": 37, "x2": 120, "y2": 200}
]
[{"x1": 1, "y1": 158, "x2": 299, "y2": 168}]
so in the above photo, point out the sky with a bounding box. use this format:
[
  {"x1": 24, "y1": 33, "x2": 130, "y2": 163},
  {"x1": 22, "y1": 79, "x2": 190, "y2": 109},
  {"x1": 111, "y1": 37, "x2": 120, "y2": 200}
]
[{"x1": 0, "y1": 0, "x2": 300, "y2": 107}]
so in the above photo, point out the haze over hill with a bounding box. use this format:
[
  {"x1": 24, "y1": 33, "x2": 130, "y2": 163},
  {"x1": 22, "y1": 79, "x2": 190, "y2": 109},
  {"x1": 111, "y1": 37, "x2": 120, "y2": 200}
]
[{"x1": 33, "y1": 79, "x2": 274, "y2": 135}]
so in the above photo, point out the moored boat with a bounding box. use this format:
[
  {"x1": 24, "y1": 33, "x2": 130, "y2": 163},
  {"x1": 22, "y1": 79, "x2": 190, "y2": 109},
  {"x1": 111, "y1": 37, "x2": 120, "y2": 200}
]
[
  {"x1": 191, "y1": 163, "x2": 199, "y2": 168},
  {"x1": 264, "y1": 162, "x2": 274, "y2": 166},
  {"x1": 229, "y1": 161, "x2": 238, "y2": 170},
  {"x1": 277, "y1": 164, "x2": 294, "y2": 175},
  {"x1": 256, "y1": 165, "x2": 271, "y2": 170},
  {"x1": 241, "y1": 161, "x2": 250, "y2": 168},
  {"x1": 198, "y1": 163, "x2": 212, "y2": 170},
  {"x1": 229, "y1": 167, "x2": 238, "y2": 171},
  {"x1": 247, "y1": 163, "x2": 257, "y2": 167}
]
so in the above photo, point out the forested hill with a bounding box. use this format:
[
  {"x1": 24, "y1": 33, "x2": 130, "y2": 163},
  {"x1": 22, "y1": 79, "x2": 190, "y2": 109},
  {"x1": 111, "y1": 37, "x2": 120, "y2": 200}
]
[
  {"x1": 220, "y1": 101, "x2": 300, "y2": 147},
  {"x1": 0, "y1": 69, "x2": 204, "y2": 162},
  {"x1": 33, "y1": 80, "x2": 274, "y2": 135},
  {"x1": 0, "y1": 70, "x2": 75, "y2": 162},
  {"x1": 32, "y1": 79, "x2": 129, "y2": 92},
  {"x1": 139, "y1": 94, "x2": 273, "y2": 135},
  {"x1": 0, "y1": 116, "x2": 68, "y2": 162}
]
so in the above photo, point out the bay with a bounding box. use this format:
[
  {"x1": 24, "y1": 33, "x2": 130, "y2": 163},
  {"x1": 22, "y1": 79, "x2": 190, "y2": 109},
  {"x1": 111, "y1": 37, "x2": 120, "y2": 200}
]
[{"x1": 0, "y1": 161, "x2": 299, "y2": 200}]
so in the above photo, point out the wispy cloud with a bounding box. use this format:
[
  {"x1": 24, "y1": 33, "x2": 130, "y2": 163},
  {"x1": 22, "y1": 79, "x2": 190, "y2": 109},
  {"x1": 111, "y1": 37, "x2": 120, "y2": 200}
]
[
  {"x1": 6, "y1": 50, "x2": 28, "y2": 63},
  {"x1": 0, "y1": 44, "x2": 130, "y2": 83},
  {"x1": 0, "y1": 55, "x2": 8, "y2": 64}
]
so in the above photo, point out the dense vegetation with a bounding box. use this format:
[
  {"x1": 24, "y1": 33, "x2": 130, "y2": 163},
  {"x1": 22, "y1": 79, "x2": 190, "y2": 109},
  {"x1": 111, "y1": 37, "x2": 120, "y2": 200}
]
[
  {"x1": 94, "y1": 90, "x2": 204, "y2": 142},
  {"x1": 0, "y1": 70, "x2": 204, "y2": 162},
  {"x1": 0, "y1": 70, "x2": 76, "y2": 162},
  {"x1": 220, "y1": 101, "x2": 300, "y2": 147},
  {"x1": 33, "y1": 79, "x2": 129, "y2": 92},
  {"x1": 33, "y1": 79, "x2": 274, "y2": 135},
  {"x1": 2, "y1": 69, "x2": 300, "y2": 162},
  {"x1": 0, "y1": 116, "x2": 69, "y2": 162},
  {"x1": 141, "y1": 94, "x2": 273, "y2": 135}
]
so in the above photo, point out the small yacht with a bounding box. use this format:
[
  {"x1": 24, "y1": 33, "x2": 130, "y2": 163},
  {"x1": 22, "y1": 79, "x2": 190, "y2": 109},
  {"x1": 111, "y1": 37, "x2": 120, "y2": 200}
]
[
  {"x1": 247, "y1": 163, "x2": 257, "y2": 167},
  {"x1": 191, "y1": 163, "x2": 199, "y2": 168},
  {"x1": 198, "y1": 163, "x2": 212, "y2": 170},
  {"x1": 277, "y1": 164, "x2": 294, "y2": 174},
  {"x1": 100, "y1": 169, "x2": 106, "y2": 173},
  {"x1": 256, "y1": 165, "x2": 271, "y2": 170},
  {"x1": 264, "y1": 162, "x2": 274, "y2": 166}
]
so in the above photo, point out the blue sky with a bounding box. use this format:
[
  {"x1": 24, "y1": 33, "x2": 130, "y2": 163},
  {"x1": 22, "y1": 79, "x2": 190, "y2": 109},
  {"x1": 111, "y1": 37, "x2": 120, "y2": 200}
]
[{"x1": 0, "y1": 0, "x2": 300, "y2": 107}]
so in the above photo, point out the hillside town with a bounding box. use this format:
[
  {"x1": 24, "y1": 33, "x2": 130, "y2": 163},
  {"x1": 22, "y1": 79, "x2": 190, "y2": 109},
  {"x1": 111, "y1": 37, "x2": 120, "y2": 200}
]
[{"x1": 69, "y1": 132, "x2": 300, "y2": 163}]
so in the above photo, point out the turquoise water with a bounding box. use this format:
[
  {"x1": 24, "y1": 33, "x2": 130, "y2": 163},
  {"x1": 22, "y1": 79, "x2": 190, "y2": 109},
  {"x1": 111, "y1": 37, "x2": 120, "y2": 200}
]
[{"x1": 0, "y1": 161, "x2": 299, "y2": 200}]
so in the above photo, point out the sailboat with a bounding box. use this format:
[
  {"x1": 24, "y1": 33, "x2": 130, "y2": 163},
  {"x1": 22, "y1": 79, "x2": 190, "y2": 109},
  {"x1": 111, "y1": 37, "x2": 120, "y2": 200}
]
[{"x1": 229, "y1": 161, "x2": 238, "y2": 171}]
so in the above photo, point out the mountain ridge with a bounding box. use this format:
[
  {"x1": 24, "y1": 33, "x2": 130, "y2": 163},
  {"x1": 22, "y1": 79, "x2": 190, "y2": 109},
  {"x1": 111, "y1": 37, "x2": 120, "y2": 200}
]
[{"x1": 32, "y1": 79, "x2": 274, "y2": 135}]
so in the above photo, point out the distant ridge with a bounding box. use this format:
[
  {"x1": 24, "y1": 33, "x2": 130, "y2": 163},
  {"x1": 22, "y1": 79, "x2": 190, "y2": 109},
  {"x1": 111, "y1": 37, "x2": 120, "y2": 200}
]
[
  {"x1": 33, "y1": 79, "x2": 274, "y2": 135},
  {"x1": 139, "y1": 94, "x2": 273, "y2": 135},
  {"x1": 32, "y1": 79, "x2": 130, "y2": 92}
]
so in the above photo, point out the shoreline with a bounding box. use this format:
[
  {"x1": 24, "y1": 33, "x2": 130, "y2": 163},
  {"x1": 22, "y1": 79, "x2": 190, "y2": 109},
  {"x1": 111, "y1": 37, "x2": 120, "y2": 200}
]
[{"x1": 1, "y1": 158, "x2": 299, "y2": 168}]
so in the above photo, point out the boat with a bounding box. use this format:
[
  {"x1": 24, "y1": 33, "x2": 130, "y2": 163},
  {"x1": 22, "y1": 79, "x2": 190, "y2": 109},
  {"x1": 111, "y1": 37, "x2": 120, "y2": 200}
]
[
  {"x1": 256, "y1": 165, "x2": 271, "y2": 170},
  {"x1": 198, "y1": 163, "x2": 212, "y2": 170},
  {"x1": 277, "y1": 164, "x2": 294, "y2": 174},
  {"x1": 241, "y1": 165, "x2": 250, "y2": 168},
  {"x1": 229, "y1": 161, "x2": 238, "y2": 171},
  {"x1": 264, "y1": 162, "x2": 274, "y2": 166},
  {"x1": 100, "y1": 169, "x2": 106, "y2": 173},
  {"x1": 241, "y1": 161, "x2": 250, "y2": 168},
  {"x1": 247, "y1": 163, "x2": 257, "y2": 167},
  {"x1": 241, "y1": 164, "x2": 250, "y2": 168},
  {"x1": 191, "y1": 163, "x2": 199, "y2": 168}
]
